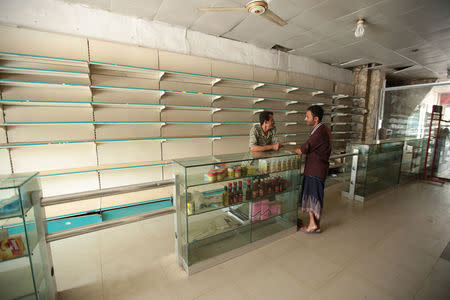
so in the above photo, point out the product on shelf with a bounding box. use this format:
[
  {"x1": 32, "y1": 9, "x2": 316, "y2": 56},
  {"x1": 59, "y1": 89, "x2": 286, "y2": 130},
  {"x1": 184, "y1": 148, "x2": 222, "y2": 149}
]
[
  {"x1": 206, "y1": 169, "x2": 217, "y2": 183},
  {"x1": 216, "y1": 168, "x2": 226, "y2": 181},
  {"x1": 238, "y1": 181, "x2": 243, "y2": 202},
  {"x1": 251, "y1": 201, "x2": 261, "y2": 222},
  {"x1": 222, "y1": 186, "x2": 229, "y2": 207},
  {"x1": 234, "y1": 166, "x2": 242, "y2": 178},
  {"x1": 227, "y1": 167, "x2": 234, "y2": 178},
  {"x1": 260, "y1": 200, "x2": 270, "y2": 220},
  {"x1": 0, "y1": 237, "x2": 25, "y2": 261}
]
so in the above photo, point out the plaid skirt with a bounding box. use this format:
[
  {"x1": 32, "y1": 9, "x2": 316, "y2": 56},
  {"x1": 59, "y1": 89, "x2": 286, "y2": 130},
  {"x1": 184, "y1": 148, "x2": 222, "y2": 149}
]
[{"x1": 300, "y1": 175, "x2": 325, "y2": 219}]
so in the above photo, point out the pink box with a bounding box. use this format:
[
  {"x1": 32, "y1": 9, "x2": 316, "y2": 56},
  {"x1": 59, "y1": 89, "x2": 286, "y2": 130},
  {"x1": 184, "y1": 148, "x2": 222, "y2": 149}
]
[
  {"x1": 269, "y1": 203, "x2": 281, "y2": 216},
  {"x1": 251, "y1": 201, "x2": 261, "y2": 222},
  {"x1": 260, "y1": 200, "x2": 270, "y2": 220}
]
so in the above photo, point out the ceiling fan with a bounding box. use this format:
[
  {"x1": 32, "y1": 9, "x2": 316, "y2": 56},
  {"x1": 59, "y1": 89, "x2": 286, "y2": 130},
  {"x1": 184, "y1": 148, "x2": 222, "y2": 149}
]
[{"x1": 198, "y1": 1, "x2": 288, "y2": 26}]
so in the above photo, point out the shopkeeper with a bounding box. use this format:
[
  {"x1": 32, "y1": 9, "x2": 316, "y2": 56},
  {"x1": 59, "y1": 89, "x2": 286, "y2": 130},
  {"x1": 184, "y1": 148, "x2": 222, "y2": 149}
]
[{"x1": 249, "y1": 111, "x2": 283, "y2": 152}]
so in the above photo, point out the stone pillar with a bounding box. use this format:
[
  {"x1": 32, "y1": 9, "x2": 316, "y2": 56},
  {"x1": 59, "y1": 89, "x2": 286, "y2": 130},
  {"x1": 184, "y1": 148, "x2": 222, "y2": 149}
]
[{"x1": 352, "y1": 65, "x2": 385, "y2": 142}]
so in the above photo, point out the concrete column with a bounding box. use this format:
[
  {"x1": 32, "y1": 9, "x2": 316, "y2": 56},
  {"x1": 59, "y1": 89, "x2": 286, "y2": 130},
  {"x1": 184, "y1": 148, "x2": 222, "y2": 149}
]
[{"x1": 352, "y1": 65, "x2": 385, "y2": 142}]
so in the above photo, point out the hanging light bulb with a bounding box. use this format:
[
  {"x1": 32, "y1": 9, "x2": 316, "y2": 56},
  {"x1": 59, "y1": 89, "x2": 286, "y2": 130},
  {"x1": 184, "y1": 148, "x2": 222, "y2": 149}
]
[{"x1": 354, "y1": 18, "x2": 365, "y2": 38}]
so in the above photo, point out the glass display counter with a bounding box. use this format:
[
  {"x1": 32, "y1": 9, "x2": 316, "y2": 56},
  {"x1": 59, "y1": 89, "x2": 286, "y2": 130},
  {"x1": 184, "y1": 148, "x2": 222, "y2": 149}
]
[
  {"x1": 173, "y1": 150, "x2": 301, "y2": 274},
  {"x1": 0, "y1": 173, "x2": 57, "y2": 300},
  {"x1": 342, "y1": 138, "x2": 427, "y2": 201}
]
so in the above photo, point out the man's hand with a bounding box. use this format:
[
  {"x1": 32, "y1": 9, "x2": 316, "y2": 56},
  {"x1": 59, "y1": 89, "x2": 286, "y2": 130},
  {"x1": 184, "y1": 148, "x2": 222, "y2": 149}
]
[
  {"x1": 291, "y1": 148, "x2": 302, "y2": 155},
  {"x1": 272, "y1": 143, "x2": 282, "y2": 151}
]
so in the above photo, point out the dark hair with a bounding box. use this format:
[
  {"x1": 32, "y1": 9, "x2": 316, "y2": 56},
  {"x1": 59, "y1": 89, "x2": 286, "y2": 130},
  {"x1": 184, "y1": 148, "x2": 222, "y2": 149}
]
[
  {"x1": 259, "y1": 111, "x2": 273, "y2": 125},
  {"x1": 307, "y1": 105, "x2": 324, "y2": 122}
]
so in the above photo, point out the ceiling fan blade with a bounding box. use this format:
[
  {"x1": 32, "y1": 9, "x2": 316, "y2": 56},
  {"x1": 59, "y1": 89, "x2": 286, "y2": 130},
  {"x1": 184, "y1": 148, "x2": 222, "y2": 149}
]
[
  {"x1": 261, "y1": 9, "x2": 287, "y2": 26},
  {"x1": 198, "y1": 7, "x2": 246, "y2": 12}
]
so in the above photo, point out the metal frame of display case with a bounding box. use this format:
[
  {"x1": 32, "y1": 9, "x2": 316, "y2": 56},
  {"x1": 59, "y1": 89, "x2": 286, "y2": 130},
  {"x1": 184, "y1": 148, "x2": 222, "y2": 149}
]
[
  {"x1": 0, "y1": 173, "x2": 57, "y2": 300},
  {"x1": 172, "y1": 150, "x2": 301, "y2": 275}
]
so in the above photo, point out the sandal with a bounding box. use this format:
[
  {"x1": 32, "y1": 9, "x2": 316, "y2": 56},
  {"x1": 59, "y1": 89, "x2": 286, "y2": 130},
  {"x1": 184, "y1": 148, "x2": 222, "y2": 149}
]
[{"x1": 300, "y1": 226, "x2": 321, "y2": 234}]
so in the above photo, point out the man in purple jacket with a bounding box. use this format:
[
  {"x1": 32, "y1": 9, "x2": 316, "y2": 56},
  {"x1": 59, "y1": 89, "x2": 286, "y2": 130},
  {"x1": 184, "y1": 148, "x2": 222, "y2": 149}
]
[{"x1": 292, "y1": 105, "x2": 331, "y2": 233}]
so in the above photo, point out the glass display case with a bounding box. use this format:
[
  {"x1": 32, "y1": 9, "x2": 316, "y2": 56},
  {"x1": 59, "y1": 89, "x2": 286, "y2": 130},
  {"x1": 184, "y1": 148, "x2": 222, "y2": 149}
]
[
  {"x1": 400, "y1": 138, "x2": 427, "y2": 183},
  {"x1": 0, "y1": 173, "x2": 57, "y2": 300},
  {"x1": 173, "y1": 150, "x2": 301, "y2": 274},
  {"x1": 342, "y1": 140, "x2": 405, "y2": 201}
]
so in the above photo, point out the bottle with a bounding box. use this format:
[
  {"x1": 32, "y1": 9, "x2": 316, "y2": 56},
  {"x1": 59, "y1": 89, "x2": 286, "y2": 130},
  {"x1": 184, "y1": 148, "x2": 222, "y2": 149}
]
[
  {"x1": 233, "y1": 182, "x2": 238, "y2": 203},
  {"x1": 238, "y1": 181, "x2": 243, "y2": 202},
  {"x1": 228, "y1": 183, "x2": 233, "y2": 204},
  {"x1": 252, "y1": 181, "x2": 259, "y2": 199},
  {"x1": 267, "y1": 178, "x2": 272, "y2": 195},
  {"x1": 246, "y1": 180, "x2": 252, "y2": 201},
  {"x1": 259, "y1": 179, "x2": 264, "y2": 197},
  {"x1": 223, "y1": 186, "x2": 229, "y2": 206}
]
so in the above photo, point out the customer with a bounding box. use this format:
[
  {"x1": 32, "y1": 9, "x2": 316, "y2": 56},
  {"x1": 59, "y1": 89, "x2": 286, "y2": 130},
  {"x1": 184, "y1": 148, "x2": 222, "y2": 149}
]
[
  {"x1": 249, "y1": 111, "x2": 283, "y2": 152},
  {"x1": 292, "y1": 105, "x2": 331, "y2": 233}
]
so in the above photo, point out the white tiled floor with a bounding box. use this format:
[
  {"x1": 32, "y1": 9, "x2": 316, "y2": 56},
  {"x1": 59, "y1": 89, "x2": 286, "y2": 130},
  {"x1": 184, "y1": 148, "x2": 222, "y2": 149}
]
[{"x1": 51, "y1": 181, "x2": 450, "y2": 300}]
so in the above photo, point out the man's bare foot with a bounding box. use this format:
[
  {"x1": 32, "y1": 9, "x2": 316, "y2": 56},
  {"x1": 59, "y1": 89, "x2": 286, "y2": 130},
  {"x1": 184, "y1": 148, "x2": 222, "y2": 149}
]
[{"x1": 300, "y1": 226, "x2": 320, "y2": 233}]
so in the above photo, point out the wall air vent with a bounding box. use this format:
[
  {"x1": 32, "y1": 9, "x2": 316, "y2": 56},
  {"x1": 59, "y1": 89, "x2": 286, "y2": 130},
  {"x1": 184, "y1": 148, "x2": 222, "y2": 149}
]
[{"x1": 271, "y1": 44, "x2": 293, "y2": 53}]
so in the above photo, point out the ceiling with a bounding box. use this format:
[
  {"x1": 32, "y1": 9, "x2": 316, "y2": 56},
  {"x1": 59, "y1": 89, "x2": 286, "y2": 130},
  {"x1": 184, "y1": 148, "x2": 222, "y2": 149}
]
[{"x1": 63, "y1": 0, "x2": 450, "y2": 80}]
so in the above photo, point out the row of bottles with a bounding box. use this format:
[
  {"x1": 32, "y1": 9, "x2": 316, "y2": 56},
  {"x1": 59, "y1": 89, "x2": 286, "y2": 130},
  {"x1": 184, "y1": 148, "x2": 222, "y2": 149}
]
[{"x1": 222, "y1": 176, "x2": 290, "y2": 206}]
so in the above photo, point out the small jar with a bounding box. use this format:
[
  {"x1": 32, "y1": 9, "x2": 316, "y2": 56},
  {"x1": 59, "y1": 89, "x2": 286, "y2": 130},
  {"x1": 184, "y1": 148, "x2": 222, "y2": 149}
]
[
  {"x1": 241, "y1": 165, "x2": 247, "y2": 177},
  {"x1": 287, "y1": 158, "x2": 292, "y2": 170},
  {"x1": 272, "y1": 161, "x2": 277, "y2": 172},
  {"x1": 234, "y1": 166, "x2": 241, "y2": 178},
  {"x1": 227, "y1": 167, "x2": 234, "y2": 178},
  {"x1": 207, "y1": 169, "x2": 217, "y2": 182},
  {"x1": 216, "y1": 169, "x2": 225, "y2": 181},
  {"x1": 282, "y1": 160, "x2": 287, "y2": 171}
]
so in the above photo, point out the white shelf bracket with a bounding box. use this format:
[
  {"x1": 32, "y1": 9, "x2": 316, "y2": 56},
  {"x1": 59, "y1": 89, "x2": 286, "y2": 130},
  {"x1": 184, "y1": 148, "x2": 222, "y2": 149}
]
[
  {"x1": 160, "y1": 122, "x2": 167, "y2": 128},
  {"x1": 332, "y1": 94, "x2": 348, "y2": 100},
  {"x1": 212, "y1": 108, "x2": 222, "y2": 114},
  {"x1": 312, "y1": 91, "x2": 324, "y2": 96},
  {"x1": 160, "y1": 105, "x2": 166, "y2": 112},
  {"x1": 285, "y1": 110, "x2": 298, "y2": 116},
  {"x1": 212, "y1": 123, "x2": 222, "y2": 127},
  {"x1": 159, "y1": 71, "x2": 166, "y2": 80},
  {"x1": 253, "y1": 83, "x2": 265, "y2": 90},
  {"x1": 212, "y1": 78, "x2": 222, "y2": 86},
  {"x1": 160, "y1": 138, "x2": 167, "y2": 143},
  {"x1": 286, "y1": 101, "x2": 298, "y2": 106},
  {"x1": 211, "y1": 95, "x2": 222, "y2": 103},
  {"x1": 211, "y1": 137, "x2": 222, "y2": 141},
  {"x1": 253, "y1": 98, "x2": 265, "y2": 104},
  {"x1": 288, "y1": 142, "x2": 297, "y2": 145},
  {"x1": 253, "y1": 109, "x2": 264, "y2": 115},
  {"x1": 285, "y1": 87, "x2": 299, "y2": 93},
  {"x1": 314, "y1": 102, "x2": 325, "y2": 106},
  {"x1": 160, "y1": 91, "x2": 166, "y2": 97},
  {"x1": 284, "y1": 122, "x2": 297, "y2": 126}
]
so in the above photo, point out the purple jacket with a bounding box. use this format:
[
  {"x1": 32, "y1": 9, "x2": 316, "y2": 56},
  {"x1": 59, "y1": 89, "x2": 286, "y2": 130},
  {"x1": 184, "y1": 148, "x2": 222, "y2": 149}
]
[{"x1": 300, "y1": 124, "x2": 332, "y2": 179}]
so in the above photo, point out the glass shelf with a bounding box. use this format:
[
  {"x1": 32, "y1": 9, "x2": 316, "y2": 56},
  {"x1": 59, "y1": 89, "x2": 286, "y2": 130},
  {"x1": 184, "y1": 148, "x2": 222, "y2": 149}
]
[
  {"x1": 186, "y1": 168, "x2": 300, "y2": 188},
  {"x1": 0, "y1": 51, "x2": 88, "y2": 66},
  {"x1": 0, "y1": 79, "x2": 90, "y2": 90},
  {"x1": 0, "y1": 66, "x2": 89, "y2": 79},
  {"x1": 186, "y1": 185, "x2": 299, "y2": 217},
  {"x1": 174, "y1": 150, "x2": 297, "y2": 168},
  {"x1": 0, "y1": 99, "x2": 92, "y2": 107}
]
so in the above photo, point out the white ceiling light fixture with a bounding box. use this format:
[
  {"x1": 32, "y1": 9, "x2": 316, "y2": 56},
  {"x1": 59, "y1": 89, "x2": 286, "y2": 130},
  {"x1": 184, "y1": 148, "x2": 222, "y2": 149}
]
[
  {"x1": 354, "y1": 18, "x2": 365, "y2": 38},
  {"x1": 198, "y1": 1, "x2": 288, "y2": 26}
]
